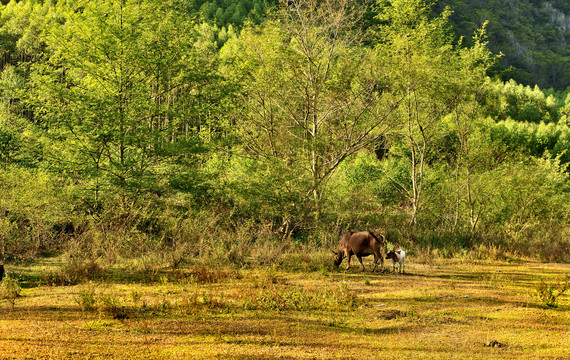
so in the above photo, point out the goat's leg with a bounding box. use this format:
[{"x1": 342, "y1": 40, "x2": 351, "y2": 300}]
[
  {"x1": 401, "y1": 258, "x2": 405, "y2": 274},
  {"x1": 371, "y1": 254, "x2": 378, "y2": 272}
]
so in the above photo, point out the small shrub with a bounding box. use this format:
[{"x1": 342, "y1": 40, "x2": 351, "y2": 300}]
[
  {"x1": 0, "y1": 276, "x2": 21, "y2": 310},
  {"x1": 75, "y1": 284, "x2": 97, "y2": 312},
  {"x1": 61, "y1": 256, "x2": 104, "y2": 283},
  {"x1": 190, "y1": 267, "x2": 234, "y2": 284},
  {"x1": 130, "y1": 289, "x2": 142, "y2": 306},
  {"x1": 99, "y1": 292, "x2": 129, "y2": 319},
  {"x1": 536, "y1": 281, "x2": 568, "y2": 308}
]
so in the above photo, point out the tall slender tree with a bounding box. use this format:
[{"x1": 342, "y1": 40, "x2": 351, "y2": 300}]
[
  {"x1": 222, "y1": 0, "x2": 400, "y2": 227},
  {"x1": 29, "y1": 0, "x2": 215, "y2": 208},
  {"x1": 375, "y1": 0, "x2": 493, "y2": 225}
]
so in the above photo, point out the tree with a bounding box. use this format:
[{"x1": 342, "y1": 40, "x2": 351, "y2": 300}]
[
  {"x1": 375, "y1": 0, "x2": 494, "y2": 226},
  {"x1": 29, "y1": 0, "x2": 215, "y2": 208},
  {"x1": 449, "y1": 25, "x2": 496, "y2": 235},
  {"x1": 375, "y1": 0, "x2": 453, "y2": 225},
  {"x1": 221, "y1": 0, "x2": 400, "y2": 229}
]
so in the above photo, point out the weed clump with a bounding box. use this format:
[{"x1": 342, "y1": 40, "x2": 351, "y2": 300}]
[
  {"x1": 536, "y1": 280, "x2": 568, "y2": 308},
  {"x1": 190, "y1": 267, "x2": 234, "y2": 284},
  {"x1": 75, "y1": 285, "x2": 97, "y2": 311}
]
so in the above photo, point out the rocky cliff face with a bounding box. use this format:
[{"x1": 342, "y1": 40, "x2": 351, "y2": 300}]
[{"x1": 545, "y1": 2, "x2": 570, "y2": 43}]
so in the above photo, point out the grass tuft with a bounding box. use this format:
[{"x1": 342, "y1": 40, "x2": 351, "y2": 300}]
[{"x1": 536, "y1": 280, "x2": 568, "y2": 308}]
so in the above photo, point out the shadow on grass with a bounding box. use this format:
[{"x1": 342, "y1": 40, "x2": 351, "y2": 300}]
[
  {"x1": 8, "y1": 271, "x2": 45, "y2": 289},
  {"x1": 0, "y1": 305, "x2": 86, "y2": 321}
]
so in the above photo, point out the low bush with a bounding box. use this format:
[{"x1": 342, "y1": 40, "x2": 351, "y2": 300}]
[
  {"x1": 536, "y1": 280, "x2": 568, "y2": 308},
  {"x1": 75, "y1": 284, "x2": 97, "y2": 312}
]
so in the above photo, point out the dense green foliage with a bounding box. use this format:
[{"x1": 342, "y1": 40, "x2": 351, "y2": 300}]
[
  {"x1": 0, "y1": 0, "x2": 569, "y2": 266},
  {"x1": 188, "y1": 0, "x2": 276, "y2": 27},
  {"x1": 192, "y1": 0, "x2": 570, "y2": 90},
  {"x1": 438, "y1": 0, "x2": 570, "y2": 90}
]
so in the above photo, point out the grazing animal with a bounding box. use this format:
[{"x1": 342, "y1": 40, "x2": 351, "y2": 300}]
[
  {"x1": 333, "y1": 231, "x2": 386, "y2": 272},
  {"x1": 386, "y1": 249, "x2": 406, "y2": 274}
]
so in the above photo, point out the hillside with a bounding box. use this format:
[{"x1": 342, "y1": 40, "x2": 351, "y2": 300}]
[
  {"x1": 436, "y1": 0, "x2": 570, "y2": 89},
  {"x1": 189, "y1": 0, "x2": 570, "y2": 90}
]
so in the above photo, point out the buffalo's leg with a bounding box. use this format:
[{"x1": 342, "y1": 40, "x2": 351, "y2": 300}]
[
  {"x1": 356, "y1": 255, "x2": 365, "y2": 271},
  {"x1": 371, "y1": 254, "x2": 378, "y2": 272},
  {"x1": 344, "y1": 248, "x2": 352, "y2": 270}
]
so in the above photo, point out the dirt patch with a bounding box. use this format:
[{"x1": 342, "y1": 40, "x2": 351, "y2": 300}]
[{"x1": 484, "y1": 340, "x2": 506, "y2": 348}]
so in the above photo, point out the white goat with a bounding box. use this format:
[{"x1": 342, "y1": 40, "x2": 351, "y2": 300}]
[{"x1": 386, "y1": 249, "x2": 406, "y2": 274}]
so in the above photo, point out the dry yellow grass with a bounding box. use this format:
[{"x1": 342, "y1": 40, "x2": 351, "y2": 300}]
[{"x1": 0, "y1": 259, "x2": 568, "y2": 359}]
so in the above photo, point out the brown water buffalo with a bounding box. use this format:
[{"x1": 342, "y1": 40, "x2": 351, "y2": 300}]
[{"x1": 333, "y1": 231, "x2": 386, "y2": 272}]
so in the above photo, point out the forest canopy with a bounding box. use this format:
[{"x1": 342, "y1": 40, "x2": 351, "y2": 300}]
[{"x1": 0, "y1": 0, "x2": 569, "y2": 265}]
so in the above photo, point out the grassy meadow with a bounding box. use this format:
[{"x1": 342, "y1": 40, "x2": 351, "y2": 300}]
[{"x1": 0, "y1": 256, "x2": 568, "y2": 359}]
